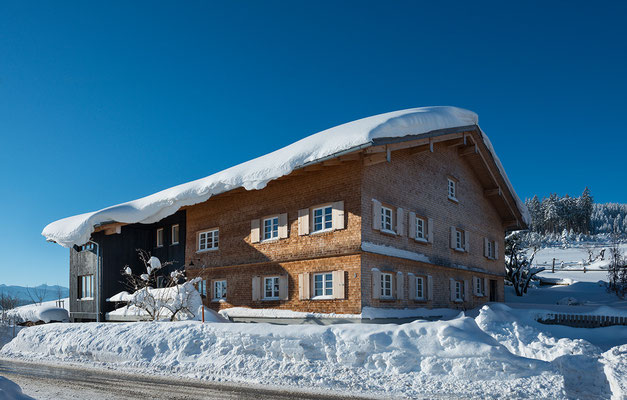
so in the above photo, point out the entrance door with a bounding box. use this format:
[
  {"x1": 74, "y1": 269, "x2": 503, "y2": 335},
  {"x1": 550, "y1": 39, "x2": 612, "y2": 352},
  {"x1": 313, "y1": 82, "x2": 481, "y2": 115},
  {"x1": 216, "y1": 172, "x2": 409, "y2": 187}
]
[{"x1": 489, "y1": 280, "x2": 497, "y2": 301}]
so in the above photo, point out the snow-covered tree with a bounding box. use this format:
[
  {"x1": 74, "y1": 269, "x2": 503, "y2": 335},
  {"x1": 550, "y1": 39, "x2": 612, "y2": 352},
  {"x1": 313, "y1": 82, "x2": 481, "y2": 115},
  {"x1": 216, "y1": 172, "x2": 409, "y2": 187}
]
[
  {"x1": 607, "y1": 233, "x2": 627, "y2": 298},
  {"x1": 505, "y1": 231, "x2": 544, "y2": 296}
]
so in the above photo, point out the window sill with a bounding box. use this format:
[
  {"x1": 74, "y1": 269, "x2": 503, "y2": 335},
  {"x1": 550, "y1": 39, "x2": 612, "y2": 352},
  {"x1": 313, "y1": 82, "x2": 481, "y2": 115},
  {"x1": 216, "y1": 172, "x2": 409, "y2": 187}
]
[
  {"x1": 211, "y1": 298, "x2": 227, "y2": 303},
  {"x1": 310, "y1": 228, "x2": 334, "y2": 236},
  {"x1": 453, "y1": 247, "x2": 466, "y2": 253},
  {"x1": 170, "y1": 242, "x2": 179, "y2": 246},
  {"x1": 155, "y1": 245, "x2": 164, "y2": 249},
  {"x1": 448, "y1": 196, "x2": 459, "y2": 203},
  {"x1": 453, "y1": 299, "x2": 464, "y2": 303},
  {"x1": 414, "y1": 298, "x2": 427, "y2": 302},
  {"x1": 197, "y1": 248, "x2": 219, "y2": 254},
  {"x1": 262, "y1": 298, "x2": 280, "y2": 301},
  {"x1": 311, "y1": 295, "x2": 334, "y2": 300},
  {"x1": 475, "y1": 294, "x2": 484, "y2": 298},
  {"x1": 380, "y1": 229, "x2": 397, "y2": 236},
  {"x1": 78, "y1": 298, "x2": 94, "y2": 301},
  {"x1": 414, "y1": 237, "x2": 429, "y2": 244},
  {"x1": 379, "y1": 297, "x2": 396, "y2": 301},
  {"x1": 260, "y1": 238, "x2": 280, "y2": 244}
]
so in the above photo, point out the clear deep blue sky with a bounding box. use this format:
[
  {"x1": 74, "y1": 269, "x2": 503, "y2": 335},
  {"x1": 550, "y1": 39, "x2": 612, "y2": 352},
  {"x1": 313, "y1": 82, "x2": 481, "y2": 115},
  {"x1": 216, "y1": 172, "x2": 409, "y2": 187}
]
[{"x1": 1, "y1": 1, "x2": 625, "y2": 286}]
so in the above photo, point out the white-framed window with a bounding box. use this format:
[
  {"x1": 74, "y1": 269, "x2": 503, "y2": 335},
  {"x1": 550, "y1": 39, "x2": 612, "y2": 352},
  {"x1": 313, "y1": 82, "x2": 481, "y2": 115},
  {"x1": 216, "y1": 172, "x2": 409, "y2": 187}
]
[
  {"x1": 415, "y1": 276, "x2": 425, "y2": 300},
  {"x1": 263, "y1": 216, "x2": 279, "y2": 240},
  {"x1": 416, "y1": 216, "x2": 426, "y2": 240},
  {"x1": 487, "y1": 240, "x2": 494, "y2": 259},
  {"x1": 381, "y1": 272, "x2": 393, "y2": 299},
  {"x1": 198, "y1": 229, "x2": 219, "y2": 251},
  {"x1": 171, "y1": 224, "x2": 180, "y2": 245},
  {"x1": 454, "y1": 228, "x2": 465, "y2": 251},
  {"x1": 156, "y1": 228, "x2": 164, "y2": 247},
  {"x1": 475, "y1": 277, "x2": 485, "y2": 296},
  {"x1": 447, "y1": 178, "x2": 457, "y2": 201},
  {"x1": 213, "y1": 280, "x2": 227, "y2": 300},
  {"x1": 454, "y1": 280, "x2": 463, "y2": 301},
  {"x1": 312, "y1": 206, "x2": 333, "y2": 232},
  {"x1": 381, "y1": 206, "x2": 394, "y2": 232},
  {"x1": 264, "y1": 276, "x2": 280, "y2": 300},
  {"x1": 313, "y1": 272, "x2": 333, "y2": 298},
  {"x1": 78, "y1": 275, "x2": 93, "y2": 299},
  {"x1": 198, "y1": 279, "x2": 207, "y2": 298}
]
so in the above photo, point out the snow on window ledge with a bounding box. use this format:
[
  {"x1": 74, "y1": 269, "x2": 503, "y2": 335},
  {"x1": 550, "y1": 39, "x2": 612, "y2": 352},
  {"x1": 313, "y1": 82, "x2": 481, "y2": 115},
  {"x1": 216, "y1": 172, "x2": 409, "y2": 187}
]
[
  {"x1": 311, "y1": 295, "x2": 334, "y2": 301},
  {"x1": 447, "y1": 195, "x2": 459, "y2": 203},
  {"x1": 196, "y1": 248, "x2": 219, "y2": 254},
  {"x1": 414, "y1": 237, "x2": 428, "y2": 244},
  {"x1": 453, "y1": 299, "x2": 464, "y2": 303},
  {"x1": 310, "y1": 228, "x2": 334, "y2": 236},
  {"x1": 453, "y1": 247, "x2": 466, "y2": 253},
  {"x1": 380, "y1": 229, "x2": 397, "y2": 236}
]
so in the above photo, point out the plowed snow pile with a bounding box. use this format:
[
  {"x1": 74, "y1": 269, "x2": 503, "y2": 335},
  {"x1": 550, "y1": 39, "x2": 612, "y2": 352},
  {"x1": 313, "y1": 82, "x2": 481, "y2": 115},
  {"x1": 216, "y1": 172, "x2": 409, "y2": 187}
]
[{"x1": 2, "y1": 311, "x2": 567, "y2": 399}]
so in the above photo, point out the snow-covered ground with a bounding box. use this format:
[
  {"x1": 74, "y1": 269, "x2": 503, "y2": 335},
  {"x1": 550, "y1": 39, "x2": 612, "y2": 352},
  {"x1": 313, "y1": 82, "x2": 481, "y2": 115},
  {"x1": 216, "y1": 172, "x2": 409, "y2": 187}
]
[
  {"x1": 531, "y1": 243, "x2": 627, "y2": 270},
  {"x1": 1, "y1": 303, "x2": 625, "y2": 399},
  {"x1": 0, "y1": 375, "x2": 34, "y2": 400}
]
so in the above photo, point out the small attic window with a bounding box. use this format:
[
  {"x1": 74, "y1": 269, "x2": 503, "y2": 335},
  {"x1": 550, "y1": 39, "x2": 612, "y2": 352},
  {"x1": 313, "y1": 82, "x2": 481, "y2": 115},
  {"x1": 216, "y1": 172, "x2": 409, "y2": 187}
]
[{"x1": 447, "y1": 178, "x2": 458, "y2": 201}]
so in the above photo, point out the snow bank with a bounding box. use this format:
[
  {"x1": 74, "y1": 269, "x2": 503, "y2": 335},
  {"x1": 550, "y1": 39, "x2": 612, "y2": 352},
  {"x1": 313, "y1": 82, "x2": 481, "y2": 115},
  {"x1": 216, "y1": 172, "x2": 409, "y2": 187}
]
[
  {"x1": 601, "y1": 345, "x2": 627, "y2": 400},
  {"x1": 219, "y1": 306, "x2": 459, "y2": 320},
  {"x1": 0, "y1": 376, "x2": 34, "y2": 400},
  {"x1": 6, "y1": 299, "x2": 69, "y2": 324},
  {"x1": 1, "y1": 315, "x2": 566, "y2": 399},
  {"x1": 42, "y1": 106, "x2": 528, "y2": 247}
]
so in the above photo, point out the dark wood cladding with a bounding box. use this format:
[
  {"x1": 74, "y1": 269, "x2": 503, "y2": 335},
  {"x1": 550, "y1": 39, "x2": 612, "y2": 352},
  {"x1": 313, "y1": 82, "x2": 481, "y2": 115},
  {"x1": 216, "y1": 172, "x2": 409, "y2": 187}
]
[{"x1": 68, "y1": 210, "x2": 186, "y2": 321}]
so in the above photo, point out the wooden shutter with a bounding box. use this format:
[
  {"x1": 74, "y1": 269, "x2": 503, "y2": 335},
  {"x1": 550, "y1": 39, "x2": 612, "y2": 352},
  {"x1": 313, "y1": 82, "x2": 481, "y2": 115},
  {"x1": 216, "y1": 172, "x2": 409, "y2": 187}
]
[
  {"x1": 396, "y1": 208, "x2": 405, "y2": 236},
  {"x1": 449, "y1": 278, "x2": 456, "y2": 301},
  {"x1": 494, "y1": 241, "x2": 499, "y2": 259},
  {"x1": 427, "y1": 275, "x2": 433, "y2": 300},
  {"x1": 473, "y1": 276, "x2": 479, "y2": 296},
  {"x1": 279, "y1": 275, "x2": 289, "y2": 300},
  {"x1": 408, "y1": 273, "x2": 416, "y2": 300},
  {"x1": 372, "y1": 269, "x2": 381, "y2": 299},
  {"x1": 450, "y1": 227, "x2": 456, "y2": 249},
  {"x1": 463, "y1": 280, "x2": 469, "y2": 301},
  {"x1": 278, "y1": 213, "x2": 288, "y2": 239},
  {"x1": 408, "y1": 212, "x2": 416, "y2": 239},
  {"x1": 331, "y1": 201, "x2": 345, "y2": 230},
  {"x1": 298, "y1": 209, "x2": 309, "y2": 235},
  {"x1": 484, "y1": 278, "x2": 489, "y2": 299},
  {"x1": 372, "y1": 199, "x2": 382, "y2": 230},
  {"x1": 332, "y1": 270, "x2": 345, "y2": 299},
  {"x1": 251, "y1": 219, "x2": 260, "y2": 243},
  {"x1": 396, "y1": 272, "x2": 404, "y2": 300},
  {"x1": 464, "y1": 231, "x2": 470, "y2": 252},
  {"x1": 298, "y1": 272, "x2": 310, "y2": 300},
  {"x1": 252, "y1": 276, "x2": 261, "y2": 301},
  {"x1": 428, "y1": 218, "x2": 434, "y2": 243},
  {"x1": 484, "y1": 238, "x2": 489, "y2": 257}
]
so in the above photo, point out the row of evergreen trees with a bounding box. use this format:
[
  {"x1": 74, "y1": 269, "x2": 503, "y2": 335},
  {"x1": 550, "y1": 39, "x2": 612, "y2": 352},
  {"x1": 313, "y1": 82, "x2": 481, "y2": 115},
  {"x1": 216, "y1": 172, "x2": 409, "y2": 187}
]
[{"x1": 525, "y1": 188, "x2": 627, "y2": 237}]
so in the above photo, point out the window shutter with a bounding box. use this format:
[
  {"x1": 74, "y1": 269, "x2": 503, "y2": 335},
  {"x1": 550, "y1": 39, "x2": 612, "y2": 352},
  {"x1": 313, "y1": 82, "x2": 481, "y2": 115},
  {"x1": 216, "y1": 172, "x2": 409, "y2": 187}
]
[
  {"x1": 252, "y1": 276, "x2": 261, "y2": 301},
  {"x1": 298, "y1": 273, "x2": 311, "y2": 300},
  {"x1": 450, "y1": 227, "x2": 456, "y2": 249},
  {"x1": 279, "y1": 275, "x2": 289, "y2": 300},
  {"x1": 372, "y1": 199, "x2": 382, "y2": 230},
  {"x1": 473, "y1": 276, "x2": 478, "y2": 296},
  {"x1": 250, "y1": 219, "x2": 260, "y2": 243},
  {"x1": 464, "y1": 231, "x2": 470, "y2": 252},
  {"x1": 428, "y1": 218, "x2": 434, "y2": 243},
  {"x1": 484, "y1": 278, "x2": 489, "y2": 299},
  {"x1": 298, "y1": 209, "x2": 309, "y2": 235},
  {"x1": 484, "y1": 238, "x2": 489, "y2": 258},
  {"x1": 396, "y1": 272, "x2": 404, "y2": 300},
  {"x1": 463, "y1": 280, "x2": 469, "y2": 301},
  {"x1": 408, "y1": 212, "x2": 416, "y2": 239},
  {"x1": 427, "y1": 275, "x2": 433, "y2": 300},
  {"x1": 494, "y1": 241, "x2": 499, "y2": 259},
  {"x1": 372, "y1": 269, "x2": 381, "y2": 299},
  {"x1": 449, "y1": 278, "x2": 456, "y2": 301},
  {"x1": 331, "y1": 201, "x2": 345, "y2": 230},
  {"x1": 408, "y1": 273, "x2": 416, "y2": 300},
  {"x1": 278, "y1": 213, "x2": 288, "y2": 239},
  {"x1": 396, "y1": 208, "x2": 405, "y2": 236},
  {"x1": 332, "y1": 270, "x2": 345, "y2": 299}
]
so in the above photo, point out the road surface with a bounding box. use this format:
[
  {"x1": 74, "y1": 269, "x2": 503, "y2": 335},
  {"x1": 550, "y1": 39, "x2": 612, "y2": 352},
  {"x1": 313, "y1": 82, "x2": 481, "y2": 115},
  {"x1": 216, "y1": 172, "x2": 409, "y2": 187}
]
[{"x1": 0, "y1": 358, "x2": 369, "y2": 400}]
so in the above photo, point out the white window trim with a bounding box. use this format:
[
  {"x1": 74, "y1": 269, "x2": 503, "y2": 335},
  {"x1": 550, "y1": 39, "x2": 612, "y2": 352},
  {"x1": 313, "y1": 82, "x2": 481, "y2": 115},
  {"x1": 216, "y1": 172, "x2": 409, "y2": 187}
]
[
  {"x1": 381, "y1": 206, "x2": 394, "y2": 232},
  {"x1": 380, "y1": 272, "x2": 394, "y2": 299},
  {"x1": 415, "y1": 216, "x2": 427, "y2": 242},
  {"x1": 212, "y1": 280, "x2": 227, "y2": 301},
  {"x1": 171, "y1": 224, "x2": 180, "y2": 245},
  {"x1": 447, "y1": 178, "x2": 458, "y2": 202},
  {"x1": 262, "y1": 216, "x2": 280, "y2": 242},
  {"x1": 156, "y1": 228, "x2": 164, "y2": 248},
  {"x1": 197, "y1": 228, "x2": 219, "y2": 253},
  {"x1": 454, "y1": 280, "x2": 464, "y2": 302},
  {"x1": 263, "y1": 276, "x2": 280, "y2": 300},
  {"x1": 454, "y1": 228, "x2": 465, "y2": 252},
  {"x1": 311, "y1": 205, "x2": 333, "y2": 233},
  {"x1": 312, "y1": 272, "x2": 334, "y2": 300},
  {"x1": 415, "y1": 276, "x2": 425, "y2": 301}
]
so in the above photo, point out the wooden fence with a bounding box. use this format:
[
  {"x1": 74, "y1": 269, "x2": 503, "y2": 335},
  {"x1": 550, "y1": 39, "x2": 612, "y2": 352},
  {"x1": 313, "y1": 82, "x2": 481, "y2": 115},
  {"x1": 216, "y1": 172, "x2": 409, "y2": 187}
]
[{"x1": 538, "y1": 313, "x2": 627, "y2": 328}]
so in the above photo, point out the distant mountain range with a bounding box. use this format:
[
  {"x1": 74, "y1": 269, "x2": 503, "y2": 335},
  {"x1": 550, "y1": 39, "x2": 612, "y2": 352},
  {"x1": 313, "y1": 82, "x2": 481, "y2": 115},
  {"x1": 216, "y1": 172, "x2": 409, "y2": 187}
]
[{"x1": 0, "y1": 284, "x2": 69, "y2": 306}]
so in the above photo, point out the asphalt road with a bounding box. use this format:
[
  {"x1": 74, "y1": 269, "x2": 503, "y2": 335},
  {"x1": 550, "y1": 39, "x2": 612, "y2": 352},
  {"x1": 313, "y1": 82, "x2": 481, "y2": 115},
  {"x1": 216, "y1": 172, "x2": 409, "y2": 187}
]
[{"x1": 0, "y1": 359, "x2": 369, "y2": 400}]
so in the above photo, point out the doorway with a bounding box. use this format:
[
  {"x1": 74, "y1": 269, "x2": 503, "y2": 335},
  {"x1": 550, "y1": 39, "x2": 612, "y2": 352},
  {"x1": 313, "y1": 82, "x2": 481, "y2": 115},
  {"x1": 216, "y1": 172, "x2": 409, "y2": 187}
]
[{"x1": 489, "y1": 280, "x2": 497, "y2": 301}]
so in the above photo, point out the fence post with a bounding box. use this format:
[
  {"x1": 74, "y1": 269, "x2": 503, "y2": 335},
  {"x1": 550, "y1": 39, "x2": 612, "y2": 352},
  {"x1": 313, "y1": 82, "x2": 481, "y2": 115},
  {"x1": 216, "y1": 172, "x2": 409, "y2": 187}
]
[{"x1": 552, "y1": 258, "x2": 555, "y2": 273}]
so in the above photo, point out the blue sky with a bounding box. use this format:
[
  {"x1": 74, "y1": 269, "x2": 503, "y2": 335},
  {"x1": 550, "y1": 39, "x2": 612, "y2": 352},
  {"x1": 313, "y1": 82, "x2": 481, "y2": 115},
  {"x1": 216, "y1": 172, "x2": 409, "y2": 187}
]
[{"x1": 1, "y1": 1, "x2": 625, "y2": 286}]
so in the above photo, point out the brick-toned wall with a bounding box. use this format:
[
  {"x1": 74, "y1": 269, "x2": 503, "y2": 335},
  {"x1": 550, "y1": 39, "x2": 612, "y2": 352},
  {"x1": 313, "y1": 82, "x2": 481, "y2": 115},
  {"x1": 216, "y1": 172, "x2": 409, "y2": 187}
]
[
  {"x1": 360, "y1": 141, "x2": 506, "y2": 308},
  {"x1": 189, "y1": 254, "x2": 362, "y2": 314},
  {"x1": 184, "y1": 160, "x2": 363, "y2": 269}
]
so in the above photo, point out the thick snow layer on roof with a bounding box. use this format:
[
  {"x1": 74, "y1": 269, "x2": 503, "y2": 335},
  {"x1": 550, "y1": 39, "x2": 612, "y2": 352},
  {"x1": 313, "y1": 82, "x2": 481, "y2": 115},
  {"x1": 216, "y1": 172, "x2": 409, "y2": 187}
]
[{"x1": 42, "y1": 106, "x2": 527, "y2": 247}]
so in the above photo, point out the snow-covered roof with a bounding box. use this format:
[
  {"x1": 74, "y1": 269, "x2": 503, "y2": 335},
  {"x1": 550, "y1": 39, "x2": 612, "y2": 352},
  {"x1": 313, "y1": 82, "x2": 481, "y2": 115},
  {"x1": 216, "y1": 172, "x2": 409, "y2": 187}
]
[{"x1": 43, "y1": 106, "x2": 528, "y2": 247}]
